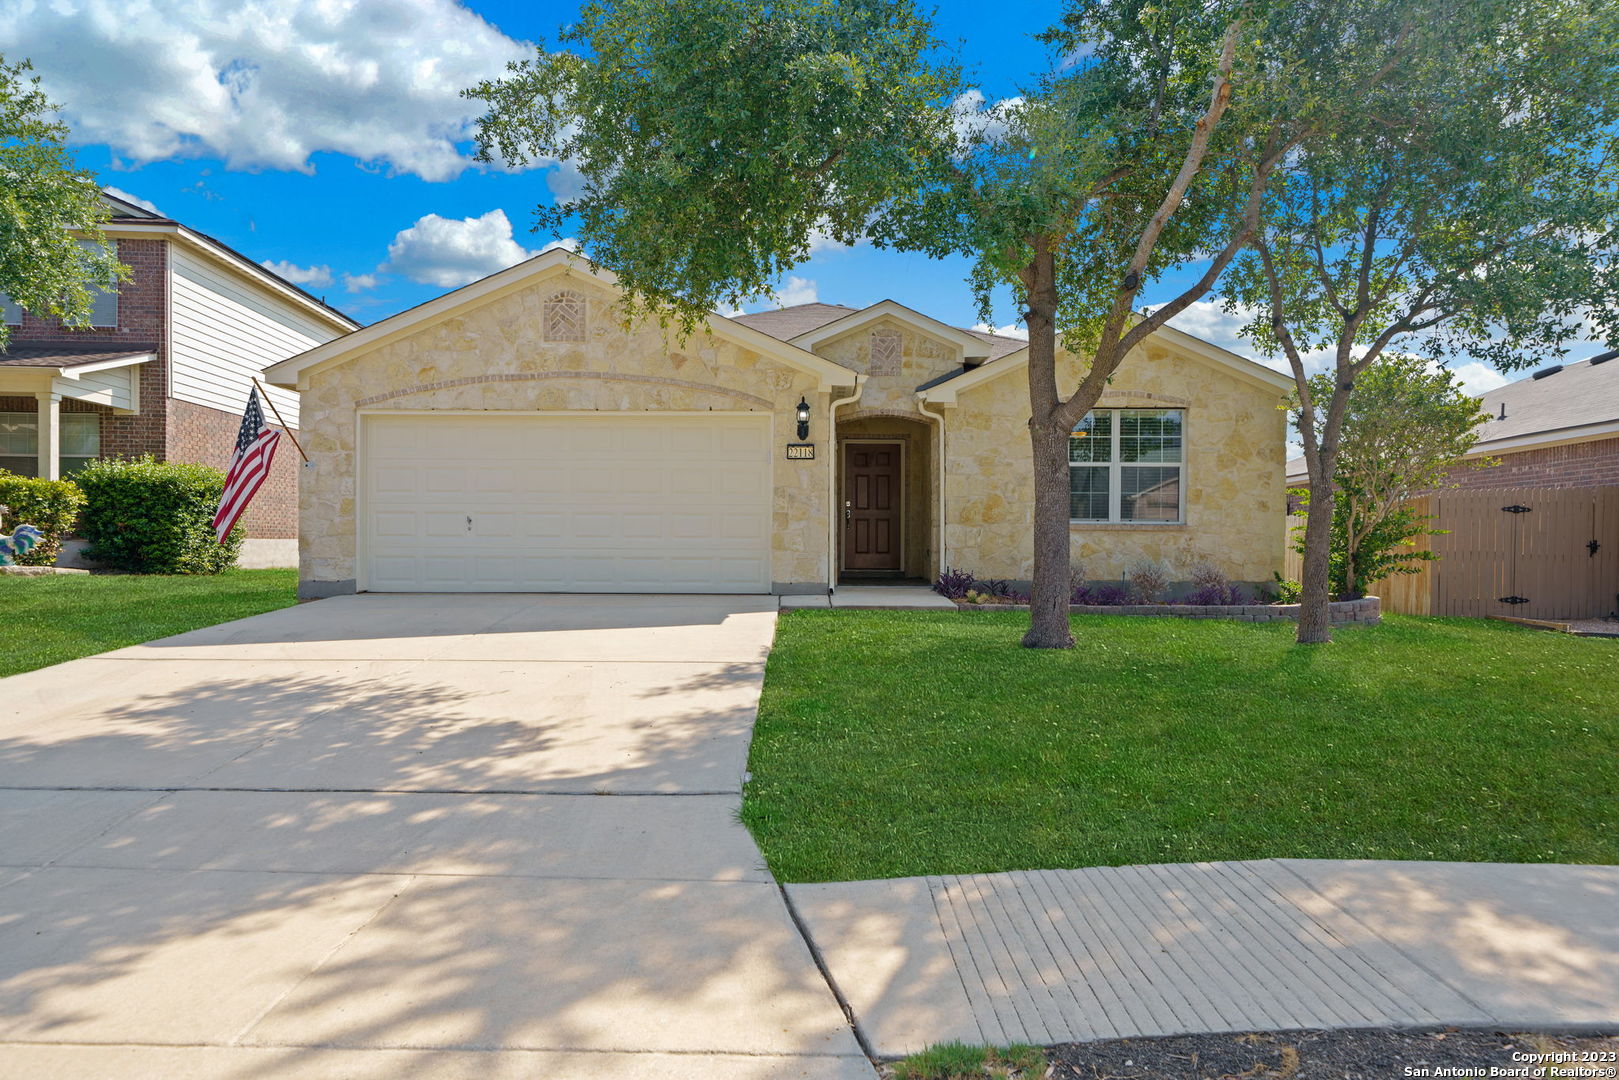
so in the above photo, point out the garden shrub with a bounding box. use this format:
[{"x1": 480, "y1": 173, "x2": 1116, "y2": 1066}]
[
  {"x1": 1186, "y1": 561, "x2": 1248, "y2": 605},
  {"x1": 1124, "y1": 557, "x2": 1171, "y2": 603},
  {"x1": 76, "y1": 455, "x2": 243, "y2": 573},
  {"x1": 0, "y1": 471, "x2": 85, "y2": 566},
  {"x1": 1071, "y1": 581, "x2": 1132, "y2": 605},
  {"x1": 934, "y1": 566, "x2": 976, "y2": 599}
]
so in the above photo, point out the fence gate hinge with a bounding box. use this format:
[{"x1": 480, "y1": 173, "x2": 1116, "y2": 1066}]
[
  {"x1": 1497, "y1": 595, "x2": 1531, "y2": 605},
  {"x1": 1589, "y1": 539, "x2": 1602, "y2": 557},
  {"x1": 1501, "y1": 504, "x2": 1533, "y2": 514}
]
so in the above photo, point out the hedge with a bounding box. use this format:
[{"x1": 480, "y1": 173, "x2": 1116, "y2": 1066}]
[
  {"x1": 75, "y1": 456, "x2": 243, "y2": 574},
  {"x1": 0, "y1": 472, "x2": 85, "y2": 566}
]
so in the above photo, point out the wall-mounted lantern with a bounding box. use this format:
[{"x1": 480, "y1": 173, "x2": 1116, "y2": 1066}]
[{"x1": 795, "y1": 396, "x2": 811, "y2": 441}]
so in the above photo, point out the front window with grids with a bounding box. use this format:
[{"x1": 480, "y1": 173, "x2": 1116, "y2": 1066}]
[
  {"x1": 0, "y1": 412, "x2": 101, "y2": 477},
  {"x1": 1069, "y1": 409, "x2": 1184, "y2": 523}
]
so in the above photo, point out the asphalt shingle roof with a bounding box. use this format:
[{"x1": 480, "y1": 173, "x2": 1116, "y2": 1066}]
[
  {"x1": 1473, "y1": 353, "x2": 1619, "y2": 445},
  {"x1": 730, "y1": 302, "x2": 1029, "y2": 365},
  {"x1": 0, "y1": 345, "x2": 157, "y2": 368}
]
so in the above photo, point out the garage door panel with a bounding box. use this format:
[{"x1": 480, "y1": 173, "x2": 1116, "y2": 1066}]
[{"x1": 364, "y1": 414, "x2": 774, "y2": 593}]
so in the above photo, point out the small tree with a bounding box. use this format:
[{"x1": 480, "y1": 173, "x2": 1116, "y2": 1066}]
[
  {"x1": 1296, "y1": 354, "x2": 1490, "y2": 599},
  {"x1": 468, "y1": 0, "x2": 1416, "y2": 648},
  {"x1": 1227, "y1": 0, "x2": 1619, "y2": 643},
  {"x1": 0, "y1": 56, "x2": 126, "y2": 347}
]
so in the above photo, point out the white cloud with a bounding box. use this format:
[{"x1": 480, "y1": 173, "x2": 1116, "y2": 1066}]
[
  {"x1": 973, "y1": 321, "x2": 1028, "y2": 341},
  {"x1": 261, "y1": 259, "x2": 334, "y2": 289},
  {"x1": 343, "y1": 273, "x2": 379, "y2": 293},
  {"x1": 950, "y1": 89, "x2": 1024, "y2": 151},
  {"x1": 1159, "y1": 300, "x2": 1343, "y2": 377},
  {"x1": 1441, "y1": 360, "x2": 1510, "y2": 397},
  {"x1": 381, "y1": 209, "x2": 576, "y2": 288},
  {"x1": 2, "y1": 0, "x2": 553, "y2": 182},
  {"x1": 774, "y1": 276, "x2": 818, "y2": 308},
  {"x1": 103, "y1": 186, "x2": 162, "y2": 214}
]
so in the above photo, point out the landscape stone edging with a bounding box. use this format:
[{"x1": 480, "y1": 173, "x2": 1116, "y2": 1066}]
[{"x1": 955, "y1": 596, "x2": 1380, "y2": 625}]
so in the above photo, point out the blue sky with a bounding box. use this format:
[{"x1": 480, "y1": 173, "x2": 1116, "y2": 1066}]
[{"x1": 3, "y1": 0, "x2": 1580, "y2": 395}]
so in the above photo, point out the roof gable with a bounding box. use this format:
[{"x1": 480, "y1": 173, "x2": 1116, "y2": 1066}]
[
  {"x1": 918, "y1": 321, "x2": 1293, "y2": 405},
  {"x1": 264, "y1": 249, "x2": 856, "y2": 391},
  {"x1": 786, "y1": 299, "x2": 995, "y2": 360}
]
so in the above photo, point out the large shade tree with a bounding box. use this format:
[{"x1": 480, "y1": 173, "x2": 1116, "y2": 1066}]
[
  {"x1": 468, "y1": 0, "x2": 1422, "y2": 647},
  {"x1": 0, "y1": 56, "x2": 124, "y2": 349},
  {"x1": 1226, "y1": 0, "x2": 1619, "y2": 643}
]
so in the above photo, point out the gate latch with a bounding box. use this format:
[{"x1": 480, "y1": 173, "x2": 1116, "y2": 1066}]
[
  {"x1": 1502, "y1": 504, "x2": 1533, "y2": 514},
  {"x1": 1497, "y1": 595, "x2": 1530, "y2": 605},
  {"x1": 1590, "y1": 539, "x2": 1602, "y2": 558}
]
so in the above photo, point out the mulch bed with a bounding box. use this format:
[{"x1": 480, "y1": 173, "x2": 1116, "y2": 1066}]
[{"x1": 1046, "y1": 1028, "x2": 1619, "y2": 1080}]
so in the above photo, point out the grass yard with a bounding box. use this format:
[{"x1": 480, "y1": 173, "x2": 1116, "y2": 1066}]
[
  {"x1": 0, "y1": 569, "x2": 298, "y2": 678},
  {"x1": 741, "y1": 611, "x2": 1618, "y2": 883}
]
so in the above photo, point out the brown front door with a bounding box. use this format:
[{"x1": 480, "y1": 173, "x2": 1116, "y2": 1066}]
[{"x1": 843, "y1": 442, "x2": 902, "y2": 571}]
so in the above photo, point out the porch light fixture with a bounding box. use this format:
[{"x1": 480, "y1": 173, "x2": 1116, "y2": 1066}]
[{"x1": 795, "y1": 396, "x2": 811, "y2": 440}]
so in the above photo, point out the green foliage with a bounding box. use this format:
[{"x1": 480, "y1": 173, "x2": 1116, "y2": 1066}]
[
  {"x1": 467, "y1": 0, "x2": 962, "y2": 330},
  {"x1": 0, "y1": 470, "x2": 83, "y2": 565},
  {"x1": 1294, "y1": 355, "x2": 1489, "y2": 597},
  {"x1": 75, "y1": 456, "x2": 243, "y2": 574},
  {"x1": 1294, "y1": 488, "x2": 1439, "y2": 599},
  {"x1": 0, "y1": 55, "x2": 128, "y2": 348},
  {"x1": 891, "y1": 1042, "x2": 1045, "y2": 1080},
  {"x1": 1269, "y1": 572, "x2": 1304, "y2": 604}
]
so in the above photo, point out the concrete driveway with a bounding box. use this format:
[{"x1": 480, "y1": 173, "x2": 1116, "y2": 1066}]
[{"x1": 0, "y1": 594, "x2": 874, "y2": 1079}]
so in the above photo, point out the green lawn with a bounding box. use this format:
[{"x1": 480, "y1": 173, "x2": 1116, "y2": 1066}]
[
  {"x1": 741, "y1": 611, "x2": 1619, "y2": 883},
  {"x1": 0, "y1": 569, "x2": 298, "y2": 677}
]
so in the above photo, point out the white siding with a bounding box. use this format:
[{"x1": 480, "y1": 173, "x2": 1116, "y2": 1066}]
[
  {"x1": 57, "y1": 366, "x2": 137, "y2": 412},
  {"x1": 169, "y1": 246, "x2": 339, "y2": 427}
]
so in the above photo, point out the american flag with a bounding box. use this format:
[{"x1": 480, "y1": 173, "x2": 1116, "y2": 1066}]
[{"x1": 212, "y1": 387, "x2": 281, "y2": 543}]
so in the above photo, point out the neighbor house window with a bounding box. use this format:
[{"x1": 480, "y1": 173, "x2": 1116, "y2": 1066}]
[
  {"x1": 1069, "y1": 408, "x2": 1184, "y2": 523},
  {"x1": 80, "y1": 240, "x2": 118, "y2": 327},
  {"x1": 0, "y1": 412, "x2": 100, "y2": 477},
  {"x1": 0, "y1": 293, "x2": 21, "y2": 325}
]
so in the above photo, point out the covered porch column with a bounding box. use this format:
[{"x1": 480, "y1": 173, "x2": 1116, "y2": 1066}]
[{"x1": 35, "y1": 391, "x2": 60, "y2": 480}]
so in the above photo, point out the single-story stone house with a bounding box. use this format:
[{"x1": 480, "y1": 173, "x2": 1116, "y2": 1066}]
[{"x1": 265, "y1": 250, "x2": 1291, "y2": 599}]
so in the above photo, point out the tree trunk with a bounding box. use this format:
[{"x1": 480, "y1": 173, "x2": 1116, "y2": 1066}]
[
  {"x1": 1023, "y1": 421, "x2": 1076, "y2": 649},
  {"x1": 1021, "y1": 238, "x2": 1073, "y2": 650},
  {"x1": 1296, "y1": 470, "x2": 1336, "y2": 644}
]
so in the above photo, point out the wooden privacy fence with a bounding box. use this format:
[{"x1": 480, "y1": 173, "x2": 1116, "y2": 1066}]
[{"x1": 1284, "y1": 485, "x2": 1619, "y2": 620}]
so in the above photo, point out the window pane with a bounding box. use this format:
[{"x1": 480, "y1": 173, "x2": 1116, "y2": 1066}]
[
  {"x1": 0, "y1": 293, "x2": 20, "y2": 325},
  {"x1": 1069, "y1": 410, "x2": 1112, "y2": 462},
  {"x1": 1069, "y1": 465, "x2": 1110, "y2": 520},
  {"x1": 0, "y1": 456, "x2": 38, "y2": 477},
  {"x1": 78, "y1": 239, "x2": 119, "y2": 327},
  {"x1": 60, "y1": 457, "x2": 96, "y2": 478},
  {"x1": 1120, "y1": 409, "x2": 1183, "y2": 463},
  {"x1": 0, "y1": 413, "x2": 38, "y2": 456},
  {"x1": 61, "y1": 413, "x2": 100, "y2": 456},
  {"x1": 1121, "y1": 466, "x2": 1181, "y2": 522}
]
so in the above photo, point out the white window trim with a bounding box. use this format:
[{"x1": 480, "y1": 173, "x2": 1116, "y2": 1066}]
[{"x1": 1070, "y1": 408, "x2": 1186, "y2": 525}]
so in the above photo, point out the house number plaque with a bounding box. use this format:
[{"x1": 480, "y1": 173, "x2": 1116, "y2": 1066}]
[{"x1": 785, "y1": 443, "x2": 815, "y2": 460}]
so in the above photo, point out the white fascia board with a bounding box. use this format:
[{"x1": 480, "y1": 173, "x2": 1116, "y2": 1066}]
[
  {"x1": 54, "y1": 353, "x2": 154, "y2": 380},
  {"x1": 1466, "y1": 419, "x2": 1619, "y2": 456},
  {"x1": 787, "y1": 299, "x2": 993, "y2": 360}
]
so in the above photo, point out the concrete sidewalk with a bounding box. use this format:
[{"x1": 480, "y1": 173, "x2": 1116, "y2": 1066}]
[
  {"x1": 0, "y1": 594, "x2": 875, "y2": 1080},
  {"x1": 789, "y1": 859, "x2": 1619, "y2": 1058}
]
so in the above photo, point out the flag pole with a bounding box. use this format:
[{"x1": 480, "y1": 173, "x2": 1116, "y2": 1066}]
[{"x1": 252, "y1": 378, "x2": 309, "y2": 463}]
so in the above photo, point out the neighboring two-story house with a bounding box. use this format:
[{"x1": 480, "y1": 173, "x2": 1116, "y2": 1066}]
[{"x1": 0, "y1": 192, "x2": 358, "y2": 566}]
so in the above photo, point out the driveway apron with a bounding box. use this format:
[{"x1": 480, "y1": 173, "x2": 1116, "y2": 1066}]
[{"x1": 0, "y1": 594, "x2": 874, "y2": 1079}]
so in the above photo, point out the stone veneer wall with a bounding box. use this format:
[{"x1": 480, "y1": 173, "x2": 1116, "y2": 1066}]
[
  {"x1": 297, "y1": 276, "x2": 830, "y2": 594},
  {"x1": 946, "y1": 345, "x2": 1287, "y2": 583}
]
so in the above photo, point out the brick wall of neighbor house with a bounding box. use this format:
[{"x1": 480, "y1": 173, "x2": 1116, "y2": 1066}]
[
  {"x1": 166, "y1": 398, "x2": 299, "y2": 538},
  {"x1": 1448, "y1": 437, "x2": 1619, "y2": 490},
  {"x1": 8, "y1": 238, "x2": 170, "y2": 462}
]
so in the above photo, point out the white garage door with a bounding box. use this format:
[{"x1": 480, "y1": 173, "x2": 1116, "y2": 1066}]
[{"x1": 362, "y1": 413, "x2": 773, "y2": 593}]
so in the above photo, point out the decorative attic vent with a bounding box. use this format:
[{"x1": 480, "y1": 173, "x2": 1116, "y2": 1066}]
[
  {"x1": 544, "y1": 290, "x2": 587, "y2": 342},
  {"x1": 869, "y1": 327, "x2": 902, "y2": 375}
]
